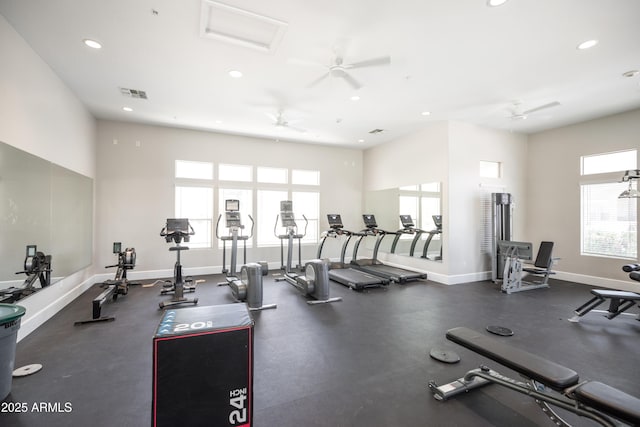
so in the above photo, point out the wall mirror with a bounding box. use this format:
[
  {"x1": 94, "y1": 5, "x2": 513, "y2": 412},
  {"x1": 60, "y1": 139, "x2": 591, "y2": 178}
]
[
  {"x1": 0, "y1": 141, "x2": 93, "y2": 299},
  {"x1": 364, "y1": 183, "x2": 442, "y2": 262}
]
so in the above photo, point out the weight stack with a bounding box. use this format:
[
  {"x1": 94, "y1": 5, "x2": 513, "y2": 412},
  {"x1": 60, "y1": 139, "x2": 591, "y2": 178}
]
[{"x1": 152, "y1": 304, "x2": 254, "y2": 427}]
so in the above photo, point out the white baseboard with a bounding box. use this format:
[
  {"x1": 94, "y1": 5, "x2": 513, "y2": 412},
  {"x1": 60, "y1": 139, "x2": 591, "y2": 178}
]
[{"x1": 554, "y1": 270, "x2": 638, "y2": 292}]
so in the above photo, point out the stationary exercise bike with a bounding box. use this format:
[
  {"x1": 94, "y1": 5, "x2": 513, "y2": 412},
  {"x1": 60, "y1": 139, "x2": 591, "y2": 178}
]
[
  {"x1": 0, "y1": 245, "x2": 52, "y2": 303},
  {"x1": 275, "y1": 201, "x2": 341, "y2": 304},
  {"x1": 75, "y1": 242, "x2": 140, "y2": 324},
  {"x1": 159, "y1": 218, "x2": 198, "y2": 309},
  {"x1": 216, "y1": 199, "x2": 275, "y2": 311}
]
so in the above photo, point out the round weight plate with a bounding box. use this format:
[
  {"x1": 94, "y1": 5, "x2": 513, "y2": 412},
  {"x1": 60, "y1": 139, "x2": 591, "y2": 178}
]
[
  {"x1": 429, "y1": 348, "x2": 460, "y2": 364},
  {"x1": 486, "y1": 325, "x2": 514, "y2": 336},
  {"x1": 13, "y1": 364, "x2": 43, "y2": 377}
]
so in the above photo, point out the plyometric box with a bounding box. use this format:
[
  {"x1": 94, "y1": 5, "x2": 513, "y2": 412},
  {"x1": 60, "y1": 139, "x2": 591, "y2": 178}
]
[{"x1": 152, "y1": 304, "x2": 254, "y2": 427}]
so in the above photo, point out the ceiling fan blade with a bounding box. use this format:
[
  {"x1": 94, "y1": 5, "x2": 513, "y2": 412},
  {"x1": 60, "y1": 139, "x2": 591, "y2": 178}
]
[
  {"x1": 341, "y1": 72, "x2": 362, "y2": 90},
  {"x1": 521, "y1": 101, "x2": 560, "y2": 115},
  {"x1": 286, "y1": 124, "x2": 307, "y2": 133},
  {"x1": 306, "y1": 72, "x2": 330, "y2": 88},
  {"x1": 346, "y1": 56, "x2": 391, "y2": 69},
  {"x1": 265, "y1": 112, "x2": 279, "y2": 122}
]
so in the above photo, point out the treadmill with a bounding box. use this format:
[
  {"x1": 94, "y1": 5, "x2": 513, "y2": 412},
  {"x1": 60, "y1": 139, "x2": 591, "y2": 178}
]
[
  {"x1": 350, "y1": 214, "x2": 428, "y2": 283},
  {"x1": 318, "y1": 214, "x2": 389, "y2": 290}
]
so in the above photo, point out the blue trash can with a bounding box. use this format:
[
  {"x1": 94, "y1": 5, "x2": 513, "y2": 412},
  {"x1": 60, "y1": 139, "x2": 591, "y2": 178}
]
[{"x1": 0, "y1": 304, "x2": 26, "y2": 401}]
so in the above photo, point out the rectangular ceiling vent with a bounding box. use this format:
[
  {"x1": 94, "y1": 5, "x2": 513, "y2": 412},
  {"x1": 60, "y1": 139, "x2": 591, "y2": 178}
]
[
  {"x1": 200, "y1": 0, "x2": 288, "y2": 54},
  {"x1": 368, "y1": 129, "x2": 385, "y2": 134},
  {"x1": 120, "y1": 88, "x2": 148, "y2": 99}
]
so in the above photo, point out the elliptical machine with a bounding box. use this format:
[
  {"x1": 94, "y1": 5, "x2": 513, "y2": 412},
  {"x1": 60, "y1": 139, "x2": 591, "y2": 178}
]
[
  {"x1": 275, "y1": 201, "x2": 341, "y2": 304},
  {"x1": 159, "y1": 218, "x2": 198, "y2": 309},
  {"x1": 75, "y1": 242, "x2": 139, "y2": 325},
  {"x1": 216, "y1": 199, "x2": 275, "y2": 311},
  {"x1": 1, "y1": 245, "x2": 52, "y2": 303}
]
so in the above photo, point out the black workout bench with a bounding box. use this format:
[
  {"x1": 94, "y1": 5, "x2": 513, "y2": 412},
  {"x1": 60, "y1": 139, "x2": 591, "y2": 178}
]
[
  {"x1": 429, "y1": 327, "x2": 640, "y2": 426},
  {"x1": 569, "y1": 289, "x2": 640, "y2": 322}
]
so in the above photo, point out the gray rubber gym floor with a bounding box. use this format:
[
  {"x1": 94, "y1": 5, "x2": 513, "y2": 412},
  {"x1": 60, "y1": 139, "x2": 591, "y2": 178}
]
[{"x1": 4, "y1": 274, "x2": 640, "y2": 426}]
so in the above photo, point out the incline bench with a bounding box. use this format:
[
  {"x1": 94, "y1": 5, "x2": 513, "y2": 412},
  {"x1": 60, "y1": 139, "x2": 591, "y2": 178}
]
[
  {"x1": 569, "y1": 289, "x2": 640, "y2": 323},
  {"x1": 428, "y1": 327, "x2": 640, "y2": 427}
]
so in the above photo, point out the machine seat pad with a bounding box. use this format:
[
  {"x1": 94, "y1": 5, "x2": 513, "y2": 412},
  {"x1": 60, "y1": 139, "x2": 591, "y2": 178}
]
[
  {"x1": 590, "y1": 289, "x2": 640, "y2": 300},
  {"x1": 446, "y1": 327, "x2": 579, "y2": 391},
  {"x1": 574, "y1": 381, "x2": 640, "y2": 425},
  {"x1": 522, "y1": 267, "x2": 555, "y2": 275}
]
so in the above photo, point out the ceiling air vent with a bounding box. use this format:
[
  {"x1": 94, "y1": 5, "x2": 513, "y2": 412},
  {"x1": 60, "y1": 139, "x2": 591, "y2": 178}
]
[
  {"x1": 120, "y1": 88, "x2": 148, "y2": 99},
  {"x1": 200, "y1": 0, "x2": 288, "y2": 54},
  {"x1": 368, "y1": 129, "x2": 385, "y2": 134}
]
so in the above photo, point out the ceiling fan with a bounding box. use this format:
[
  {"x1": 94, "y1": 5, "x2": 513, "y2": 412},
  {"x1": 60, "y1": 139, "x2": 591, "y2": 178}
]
[
  {"x1": 305, "y1": 55, "x2": 391, "y2": 90},
  {"x1": 266, "y1": 111, "x2": 306, "y2": 133},
  {"x1": 508, "y1": 101, "x2": 561, "y2": 120}
]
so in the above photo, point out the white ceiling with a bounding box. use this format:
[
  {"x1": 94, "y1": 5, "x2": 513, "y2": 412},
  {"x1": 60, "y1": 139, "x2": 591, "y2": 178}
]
[{"x1": 1, "y1": 0, "x2": 639, "y2": 148}]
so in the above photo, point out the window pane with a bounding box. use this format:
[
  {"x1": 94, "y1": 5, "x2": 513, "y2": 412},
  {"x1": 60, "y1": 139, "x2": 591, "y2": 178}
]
[
  {"x1": 292, "y1": 169, "x2": 319, "y2": 185},
  {"x1": 421, "y1": 182, "x2": 440, "y2": 192},
  {"x1": 219, "y1": 164, "x2": 252, "y2": 181},
  {"x1": 479, "y1": 161, "x2": 501, "y2": 178},
  {"x1": 582, "y1": 150, "x2": 637, "y2": 175},
  {"x1": 175, "y1": 160, "x2": 213, "y2": 179},
  {"x1": 292, "y1": 192, "x2": 319, "y2": 243},
  {"x1": 257, "y1": 167, "x2": 287, "y2": 184},
  {"x1": 581, "y1": 182, "x2": 637, "y2": 258},
  {"x1": 257, "y1": 190, "x2": 288, "y2": 246},
  {"x1": 400, "y1": 185, "x2": 419, "y2": 191},
  {"x1": 175, "y1": 186, "x2": 213, "y2": 248},
  {"x1": 218, "y1": 189, "x2": 253, "y2": 248}
]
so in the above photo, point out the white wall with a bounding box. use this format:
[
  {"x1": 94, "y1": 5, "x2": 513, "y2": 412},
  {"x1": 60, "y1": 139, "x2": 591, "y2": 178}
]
[
  {"x1": 0, "y1": 15, "x2": 97, "y2": 340},
  {"x1": 527, "y1": 108, "x2": 640, "y2": 291},
  {"x1": 95, "y1": 120, "x2": 363, "y2": 276}
]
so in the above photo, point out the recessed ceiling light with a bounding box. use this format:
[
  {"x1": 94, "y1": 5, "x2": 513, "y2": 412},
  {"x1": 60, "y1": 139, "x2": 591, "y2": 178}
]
[
  {"x1": 622, "y1": 70, "x2": 639, "y2": 78},
  {"x1": 350, "y1": 95, "x2": 361, "y2": 101},
  {"x1": 421, "y1": 111, "x2": 431, "y2": 116},
  {"x1": 358, "y1": 139, "x2": 364, "y2": 143},
  {"x1": 228, "y1": 70, "x2": 243, "y2": 78},
  {"x1": 577, "y1": 39, "x2": 598, "y2": 50},
  {"x1": 122, "y1": 107, "x2": 133, "y2": 112},
  {"x1": 83, "y1": 39, "x2": 102, "y2": 49},
  {"x1": 487, "y1": 0, "x2": 508, "y2": 7}
]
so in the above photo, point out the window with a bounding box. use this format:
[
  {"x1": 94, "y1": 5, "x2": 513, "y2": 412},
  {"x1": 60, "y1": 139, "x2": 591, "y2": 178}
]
[
  {"x1": 292, "y1": 169, "x2": 320, "y2": 186},
  {"x1": 218, "y1": 189, "x2": 253, "y2": 248},
  {"x1": 581, "y1": 182, "x2": 637, "y2": 259},
  {"x1": 582, "y1": 150, "x2": 637, "y2": 175},
  {"x1": 257, "y1": 167, "x2": 287, "y2": 184},
  {"x1": 480, "y1": 161, "x2": 501, "y2": 178},
  {"x1": 257, "y1": 190, "x2": 288, "y2": 246},
  {"x1": 580, "y1": 150, "x2": 638, "y2": 259},
  {"x1": 175, "y1": 160, "x2": 213, "y2": 180},
  {"x1": 175, "y1": 186, "x2": 213, "y2": 248},
  {"x1": 219, "y1": 164, "x2": 252, "y2": 182}
]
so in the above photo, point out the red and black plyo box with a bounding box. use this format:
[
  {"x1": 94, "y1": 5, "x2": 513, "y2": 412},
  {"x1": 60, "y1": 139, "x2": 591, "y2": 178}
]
[{"x1": 152, "y1": 304, "x2": 254, "y2": 427}]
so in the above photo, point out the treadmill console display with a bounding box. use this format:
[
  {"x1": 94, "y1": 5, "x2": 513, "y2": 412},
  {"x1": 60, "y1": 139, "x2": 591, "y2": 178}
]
[
  {"x1": 281, "y1": 212, "x2": 297, "y2": 228},
  {"x1": 327, "y1": 214, "x2": 343, "y2": 229},
  {"x1": 225, "y1": 199, "x2": 240, "y2": 212},
  {"x1": 432, "y1": 215, "x2": 442, "y2": 229},
  {"x1": 399, "y1": 215, "x2": 414, "y2": 228},
  {"x1": 362, "y1": 214, "x2": 378, "y2": 228}
]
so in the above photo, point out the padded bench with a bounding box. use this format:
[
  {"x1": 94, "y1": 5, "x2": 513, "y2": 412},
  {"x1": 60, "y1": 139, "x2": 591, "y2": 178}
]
[
  {"x1": 570, "y1": 289, "x2": 640, "y2": 322},
  {"x1": 429, "y1": 327, "x2": 640, "y2": 426}
]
